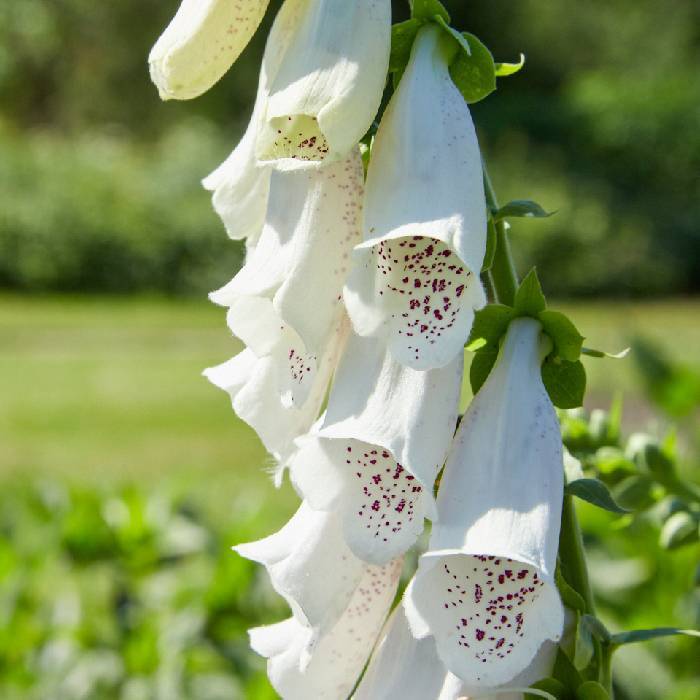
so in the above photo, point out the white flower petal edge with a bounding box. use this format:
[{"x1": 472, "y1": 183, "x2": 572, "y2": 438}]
[
  {"x1": 235, "y1": 502, "x2": 364, "y2": 641},
  {"x1": 202, "y1": 0, "x2": 307, "y2": 241},
  {"x1": 210, "y1": 149, "x2": 363, "y2": 407},
  {"x1": 290, "y1": 331, "x2": 463, "y2": 565},
  {"x1": 149, "y1": 0, "x2": 270, "y2": 100},
  {"x1": 354, "y1": 604, "x2": 558, "y2": 700},
  {"x1": 250, "y1": 557, "x2": 402, "y2": 700},
  {"x1": 344, "y1": 24, "x2": 487, "y2": 371},
  {"x1": 203, "y1": 314, "x2": 349, "y2": 472},
  {"x1": 256, "y1": 0, "x2": 391, "y2": 169},
  {"x1": 404, "y1": 318, "x2": 565, "y2": 692}
]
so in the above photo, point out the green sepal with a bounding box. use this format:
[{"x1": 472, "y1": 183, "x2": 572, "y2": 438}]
[
  {"x1": 389, "y1": 19, "x2": 421, "y2": 73},
  {"x1": 573, "y1": 612, "x2": 595, "y2": 671},
  {"x1": 542, "y1": 357, "x2": 586, "y2": 409},
  {"x1": 496, "y1": 53, "x2": 526, "y2": 76},
  {"x1": 468, "y1": 304, "x2": 516, "y2": 347},
  {"x1": 449, "y1": 32, "x2": 497, "y2": 104},
  {"x1": 410, "y1": 0, "x2": 450, "y2": 22},
  {"x1": 493, "y1": 199, "x2": 555, "y2": 222},
  {"x1": 552, "y1": 647, "x2": 584, "y2": 693},
  {"x1": 565, "y1": 478, "x2": 629, "y2": 514},
  {"x1": 539, "y1": 310, "x2": 584, "y2": 362},
  {"x1": 514, "y1": 268, "x2": 547, "y2": 316},
  {"x1": 610, "y1": 626, "x2": 700, "y2": 648},
  {"x1": 575, "y1": 681, "x2": 610, "y2": 700},
  {"x1": 469, "y1": 344, "x2": 500, "y2": 395},
  {"x1": 660, "y1": 511, "x2": 699, "y2": 550},
  {"x1": 433, "y1": 15, "x2": 472, "y2": 57}
]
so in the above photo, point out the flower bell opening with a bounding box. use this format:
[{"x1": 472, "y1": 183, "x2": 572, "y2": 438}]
[{"x1": 261, "y1": 114, "x2": 331, "y2": 162}]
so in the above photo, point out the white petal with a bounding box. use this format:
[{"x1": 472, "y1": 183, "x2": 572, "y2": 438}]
[
  {"x1": 256, "y1": 0, "x2": 391, "y2": 168},
  {"x1": 404, "y1": 318, "x2": 565, "y2": 691},
  {"x1": 290, "y1": 332, "x2": 462, "y2": 564},
  {"x1": 251, "y1": 558, "x2": 403, "y2": 700},
  {"x1": 148, "y1": 0, "x2": 269, "y2": 100},
  {"x1": 235, "y1": 502, "x2": 364, "y2": 636},
  {"x1": 204, "y1": 315, "x2": 348, "y2": 464},
  {"x1": 354, "y1": 605, "x2": 458, "y2": 700},
  {"x1": 202, "y1": 0, "x2": 306, "y2": 241},
  {"x1": 344, "y1": 24, "x2": 487, "y2": 370}
]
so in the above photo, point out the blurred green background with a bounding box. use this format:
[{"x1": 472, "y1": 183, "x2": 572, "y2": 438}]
[{"x1": 0, "y1": 1, "x2": 698, "y2": 698}]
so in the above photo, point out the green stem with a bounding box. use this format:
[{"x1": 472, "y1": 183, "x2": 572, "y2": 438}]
[
  {"x1": 600, "y1": 643, "x2": 614, "y2": 696},
  {"x1": 483, "y1": 165, "x2": 518, "y2": 305}
]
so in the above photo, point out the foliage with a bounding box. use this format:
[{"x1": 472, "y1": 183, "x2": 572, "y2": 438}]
[{"x1": 0, "y1": 0, "x2": 698, "y2": 295}]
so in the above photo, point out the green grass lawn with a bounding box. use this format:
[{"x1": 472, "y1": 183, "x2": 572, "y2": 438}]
[{"x1": 1, "y1": 294, "x2": 698, "y2": 699}]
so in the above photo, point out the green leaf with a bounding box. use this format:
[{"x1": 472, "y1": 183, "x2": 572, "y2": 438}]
[
  {"x1": 574, "y1": 612, "x2": 595, "y2": 670},
  {"x1": 389, "y1": 19, "x2": 421, "y2": 73},
  {"x1": 468, "y1": 304, "x2": 516, "y2": 347},
  {"x1": 555, "y1": 564, "x2": 587, "y2": 613},
  {"x1": 470, "y1": 345, "x2": 499, "y2": 395},
  {"x1": 449, "y1": 32, "x2": 497, "y2": 104},
  {"x1": 576, "y1": 681, "x2": 610, "y2": 700},
  {"x1": 581, "y1": 346, "x2": 630, "y2": 359},
  {"x1": 493, "y1": 199, "x2": 555, "y2": 222},
  {"x1": 410, "y1": 0, "x2": 450, "y2": 22},
  {"x1": 514, "y1": 268, "x2": 546, "y2": 316},
  {"x1": 660, "y1": 511, "x2": 699, "y2": 550},
  {"x1": 565, "y1": 478, "x2": 629, "y2": 514},
  {"x1": 552, "y1": 647, "x2": 583, "y2": 693},
  {"x1": 496, "y1": 54, "x2": 526, "y2": 76},
  {"x1": 612, "y1": 474, "x2": 655, "y2": 511},
  {"x1": 610, "y1": 627, "x2": 700, "y2": 647},
  {"x1": 539, "y1": 310, "x2": 585, "y2": 362},
  {"x1": 542, "y1": 358, "x2": 586, "y2": 409},
  {"x1": 482, "y1": 218, "x2": 497, "y2": 272}
]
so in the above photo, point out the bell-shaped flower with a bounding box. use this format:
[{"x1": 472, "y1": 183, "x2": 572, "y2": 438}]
[
  {"x1": 201, "y1": 0, "x2": 307, "y2": 240},
  {"x1": 209, "y1": 148, "x2": 363, "y2": 409},
  {"x1": 344, "y1": 24, "x2": 487, "y2": 371},
  {"x1": 404, "y1": 317, "x2": 565, "y2": 692},
  {"x1": 149, "y1": 0, "x2": 270, "y2": 100},
  {"x1": 235, "y1": 501, "x2": 366, "y2": 640},
  {"x1": 290, "y1": 331, "x2": 463, "y2": 565},
  {"x1": 255, "y1": 0, "x2": 391, "y2": 169},
  {"x1": 354, "y1": 604, "x2": 558, "y2": 700},
  {"x1": 249, "y1": 555, "x2": 403, "y2": 699},
  {"x1": 203, "y1": 310, "x2": 348, "y2": 473}
]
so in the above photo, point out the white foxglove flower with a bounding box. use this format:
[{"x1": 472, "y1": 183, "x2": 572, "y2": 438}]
[
  {"x1": 235, "y1": 502, "x2": 365, "y2": 640},
  {"x1": 344, "y1": 24, "x2": 487, "y2": 371},
  {"x1": 290, "y1": 331, "x2": 463, "y2": 564},
  {"x1": 256, "y1": 0, "x2": 391, "y2": 168},
  {"x1": 354, "y1": 604, "x2": 558, "y2": 700},
  {"x1": 250, "y1": 556, "x2": 402, "y2": 700},
  {"x1": 149, "y1": 0, "x2": 270, "y2": 100},
  {"x1": 210, "y1": 149, "x2": 363, "y2": 408},
  {"x1": 404, "y1": 318, "x2": 565, "y2": 692},
  {"x1": 202, "y1": 0, "x2": 308, "y2": 240},
  {"x1": 203, "y1": 311, "x2": 348, "y2": 472}
]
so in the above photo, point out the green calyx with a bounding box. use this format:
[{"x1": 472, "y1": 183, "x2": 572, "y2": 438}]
[{"x1": 467, "y1": 268, "x2": 588, "y2": 408}]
